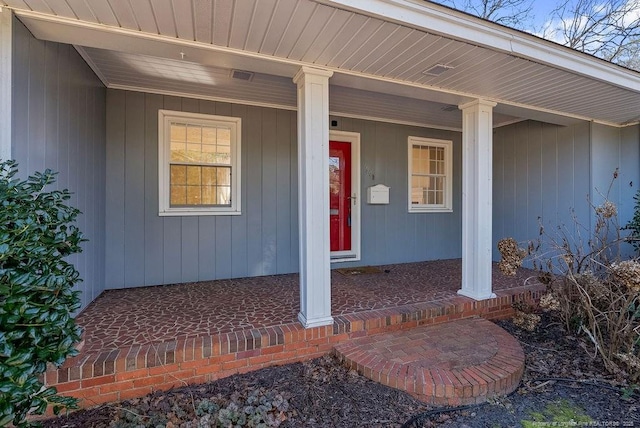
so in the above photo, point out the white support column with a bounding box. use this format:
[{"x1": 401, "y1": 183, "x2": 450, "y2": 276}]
[
  {"x1": 0, "y1": 7, "x2": 12, "y2": 161},
  {"x1": 293, "y1": 66, "x2": 334, "y2": 328},
  {"x1": 458, "y1": 99, "x2": 497, "y2": 300}
]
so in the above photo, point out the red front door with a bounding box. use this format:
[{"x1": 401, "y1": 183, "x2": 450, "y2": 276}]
[{"x1": 329, "y1": 141, "x2": 352, "y2": 252}]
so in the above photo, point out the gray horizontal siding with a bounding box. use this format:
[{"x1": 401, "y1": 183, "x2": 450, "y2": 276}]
[{"x1": 11, "y1": 16, "x2": 106, "y2": 310}]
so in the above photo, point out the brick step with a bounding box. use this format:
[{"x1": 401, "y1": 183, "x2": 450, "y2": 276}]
[
  {"x1": 333, "y1": 317, "x2": 525, "y2": 406},
  {"x1": 44, "y1": 285, "x2": 540, "y2": 409}
]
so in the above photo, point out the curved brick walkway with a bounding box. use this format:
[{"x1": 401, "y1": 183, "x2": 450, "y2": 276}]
[{"x1": 333, "y1": 317, "x2": 524, "y2": 406}]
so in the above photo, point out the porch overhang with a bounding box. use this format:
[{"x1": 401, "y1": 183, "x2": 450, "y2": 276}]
[
  {"x1": 3, "y1": 0, "x2": 640, "y2": 129},
  {"x1": 3, "y1": 0, "x2": 640, "y2": 315}
]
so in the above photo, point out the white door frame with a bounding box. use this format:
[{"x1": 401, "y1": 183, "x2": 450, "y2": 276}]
[{"x1": 329, "y1": 130, "x2": 361, "y2": 263}]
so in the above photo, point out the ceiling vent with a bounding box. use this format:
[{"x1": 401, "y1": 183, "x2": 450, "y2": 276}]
[
  {"x1": 230, "y1": 69, "x2": 254, "y2": 81},
  {"x1": 423, "y1": 64, "x2": 454, "y2": 76}
]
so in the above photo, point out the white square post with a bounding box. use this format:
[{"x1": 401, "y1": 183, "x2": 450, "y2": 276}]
[
  {"x1": 458, "y1": 99, "x2": 497, "y2": 300},
  {"x1": 293, "y1": 66, "x2": 334, "y2": 328}
]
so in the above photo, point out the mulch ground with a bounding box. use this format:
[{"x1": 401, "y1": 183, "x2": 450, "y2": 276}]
[{"x1": 43, "y1": 313, "x2": 639, "y2": 427}]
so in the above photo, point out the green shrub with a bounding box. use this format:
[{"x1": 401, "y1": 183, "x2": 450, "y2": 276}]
[
  {"x1": 626, "y1": 189, "x2": 640, "y2": 255},
  {"x1": 499, "y1": 172, "x2": 640, "y2": 381},
  {"x1": 0, "y1": 160, "x2": 84, "y2": 426}
]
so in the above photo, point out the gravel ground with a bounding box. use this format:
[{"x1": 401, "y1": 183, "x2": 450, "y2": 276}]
[{"x1": 43, "y1": 314, "x2": 639, "y2": 427}]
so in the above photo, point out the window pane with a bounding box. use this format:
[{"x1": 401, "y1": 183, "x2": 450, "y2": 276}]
[
  {"x1": 202, "y1": 167, "x2": 216, "y2": 186},
  {"x1": 170, "y1": 185, "x2": 186, "y2": 206},
  {"x1": 216, "y1": 147, "x2": 231, "y2": 165},
  {"x1": 202, "y1": 185, "x2": 216, "y2": 204},
  {"x1": 217, "y1": 186, "x2": 231, "y2": 205},
  {"x1": 170, "y1": 165, "x2": 187, "y2": 185},
  {"x1": 217, "y1": 168, "x2": 231, "y2": 185},
  {"x1": 217, "y1": 128, "x2": 231, "y2": 146},
  {"x1": 186, "y1": 166, "x2": 201, "y2": 185},
  {"x1": 187, "y1": 125, "x2": 202, "y2": 143},
  {"x1": 411, "y1": 176, "x2": 425, "y2": 205},
  {"x1": 171, "y1": 143, "x2": 188, "y2": 162},
  {"x1": 187, "y1": 185, "x2": 201, "y2": 205},
  {"x1": 202, "y1": 127, "x2": 216, "y2": 144},
  {"x1": 184, "y1": 143, "x2": 200, "y2": 162},
  {"x1": 170, "y1": 123, "x2": 186, "y2": 142}
]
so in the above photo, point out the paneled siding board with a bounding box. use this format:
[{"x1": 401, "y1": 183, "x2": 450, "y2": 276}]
[
  {"x1": 11, "y1": 17, "x2": 106, "y2": 311},
  {"x1": 231, "y1": 104, "x2": 249, "y2": 278},
  {"x1": 261, "y1": 108, "x2": 278, "y2": 276},
  {"x1": 144, "y1": 93, "x2": 165, "y2": 286},
  {"x1": 619, "y1": 125, "x2": 640, "y2": 225},
  {"x1": 160, "y1": 96, "x2": 183, "y2": 286},
  {"x1": 124, "y1": 91, "x2": 146, "y2": 287},
  {"x1": 327, "y1": 116, "x2": 462, "y2": 269},
  {"x1": 245, "y1": 106, "x2": 263, "y2": 277},
  {"x1": 105, "y1": 90, "x2": 299, "y2": 287},
  {"x1": 492, "y1": 121, "x2": 591, "y2": 264},
  {"x1": 526, "y1": 122, "x2": 543, "y2": 245},
  {"x1": 591, "y1": 123, "x2": 640, "y2": 258},
  {"x1": 276, "y1": 109, "x2": 292, "y2": 274},
  {"x1": 105, "y1": 91, "x2": 464, "y2": 287},
  {"x1": 105, "y1": 89, "x2": 126, "y2": 288}
]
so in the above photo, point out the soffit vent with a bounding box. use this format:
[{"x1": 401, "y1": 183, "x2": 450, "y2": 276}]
[
  {"x1": 423, "y1": 64, "x2": 455, "y2": 76},
  {"x1": 230, "y1": 69, "x2": 254, "y2": 81}
]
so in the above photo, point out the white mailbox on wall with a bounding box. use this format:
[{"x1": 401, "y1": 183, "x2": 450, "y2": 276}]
[{"x1": 367, "y1": 184, "x2": 390, "y2": 204}]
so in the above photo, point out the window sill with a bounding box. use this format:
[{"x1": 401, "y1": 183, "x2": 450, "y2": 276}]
[
  {"x1": 159, "y1": 209, "x2": 242, "y2": 217},
  {"x1": 409, "y1": 207, "x2": 453, "y2": 213}
]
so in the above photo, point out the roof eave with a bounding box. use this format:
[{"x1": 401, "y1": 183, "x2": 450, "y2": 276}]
[{"x1": 314, "y1": 0, "x2": 640, "y2": 93}]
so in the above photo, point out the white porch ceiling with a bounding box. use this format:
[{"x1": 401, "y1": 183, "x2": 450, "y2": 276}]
[{"x1": 4, "y1": 0, "x2": 640, "y2": 127}]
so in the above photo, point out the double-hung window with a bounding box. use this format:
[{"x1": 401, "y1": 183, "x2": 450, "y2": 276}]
[
  {"x1": 408, "y1": 137, "x2": 453, "y2": 213},
  {"x1": 159, "y1": 110, "x2": 241, "y2": 216}
]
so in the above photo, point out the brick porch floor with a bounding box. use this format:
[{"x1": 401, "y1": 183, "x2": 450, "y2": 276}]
[{"x1": 45, "y1": 259, "x2": 544, "y2": 408}]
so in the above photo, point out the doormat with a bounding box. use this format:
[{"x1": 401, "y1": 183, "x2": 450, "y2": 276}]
[{"x1": 335, "y1": 266, "x2": 383, "y2": 276}]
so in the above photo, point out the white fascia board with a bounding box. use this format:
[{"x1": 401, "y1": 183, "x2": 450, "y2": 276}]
[
  {"x1": 315, "y1": 0, "x2": 640, "y2": 93},
  {"x1": 74, "y1": 45, "x2": 109, "y2": 86}
]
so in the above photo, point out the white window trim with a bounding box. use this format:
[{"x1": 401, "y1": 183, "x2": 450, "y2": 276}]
[
  {"x1": 158, "y1": 109, "x2": 241, "y2": 216},
  {"x1": 408, "y1": 136, "x2": 453, "y2": 213}
]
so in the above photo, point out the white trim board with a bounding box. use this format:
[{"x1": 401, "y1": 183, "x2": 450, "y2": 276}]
[{"x1": 0, "y1": 8, "x2": 12, "y2": 161}]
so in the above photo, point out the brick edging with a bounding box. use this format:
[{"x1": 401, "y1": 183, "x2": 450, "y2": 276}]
[{"x1": 44, "y1": 283, "x2": 544, "y2": 408}]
